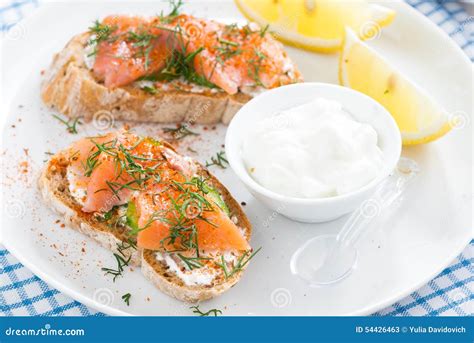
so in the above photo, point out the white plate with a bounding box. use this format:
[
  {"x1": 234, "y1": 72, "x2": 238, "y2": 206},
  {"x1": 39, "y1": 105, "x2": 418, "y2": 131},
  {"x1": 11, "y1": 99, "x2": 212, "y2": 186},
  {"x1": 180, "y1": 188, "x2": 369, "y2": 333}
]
[{"x1": 1, "y1": 0, "x2": 472, "y2": 316}]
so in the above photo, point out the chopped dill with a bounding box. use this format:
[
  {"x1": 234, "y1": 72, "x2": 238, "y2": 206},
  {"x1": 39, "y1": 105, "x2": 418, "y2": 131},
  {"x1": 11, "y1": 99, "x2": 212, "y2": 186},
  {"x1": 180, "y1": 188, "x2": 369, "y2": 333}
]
[
  {"x1": 159, "y1": 45, "x2": 218, "y2": 88},
  {"x1": 101, "y1": 240, "x2": 136, "y2": 282},
  {"x1": 127, "y1": 30, "x2": 158, "y2": 70},
  {"x1": 162, "y1": 124, "x2": 199, "y2": 140},
  {"x1": 168, "y1": 0, "x2": 184, "y2": 18},
  {"x1": 223, "y1": 23, "x2": 239, "y2": 34},
  {"x1": 205, "y1": 151, "x2": 228, "y2": 169},
  {"x1": 87, "y1": 20, "x2": 117, "y2": 56},
  {"x1": 218, "y1": 38, "x2": 239, "y2": 47},
  {"x1": 177, "y1": 254, "x2": 211, "y2": 270},
  {"x1": 216, "y1": 247, "x2": 262, "y2": 279},
  {"x1": 96, "y1": 206, "x2": 117, "y2": 222},
  {"x1": 132, "y1": 177, "x2": 219, "y2": 255},
  {"x1": 157, "y1": 0, "x2": 184, "y2": 24},
  {"x1": 121, "y1": 293, "x2": 131, "y2": 306},
  {"x1": 82, "y1": 139, "x2": 118, "y2": 177},
  {"x1": 43, "y1": 151, "x2": 55, "y2": 162},
  {"x1": 254, "y1": 48, "x2": 267, "y2": 61},
  {"x1": 127, "y1": 31, "x2": 155, "y2": 48},
  {"x1": 217, "y1": 47, "x2": 242, "y2": 62},
  {"x1": 242, "y1": 24, "x2": 252, "y2": 37},
  {"x1": 88, "y1": 20, "x2": 115, "y2": 45},
  {"x1": 247, "y1": 48, "x2": 267, "y2": 87},
  {"x1": 259, "y1": 24, "x2": 270, "y2": 37},
  {"x1": 101, "y1": 253, "x2": 130, "y2": 282},
  {"x1": 79, "y1": 131, "x2": 228, "y2": 267},
  {"x1": 154, "y1": 24, "x2": 181, "y2": 33},
  {"x1": 52, "y1": 114, "x2": 81, "y2": 134},
  {"x1": 190, "y1": 305, "x2": 222, "y2": 316}
]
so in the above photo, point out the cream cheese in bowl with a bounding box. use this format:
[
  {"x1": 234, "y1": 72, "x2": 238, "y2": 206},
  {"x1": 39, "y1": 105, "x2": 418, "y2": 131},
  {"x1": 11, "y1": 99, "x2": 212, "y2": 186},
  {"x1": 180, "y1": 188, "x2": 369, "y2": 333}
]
[
  {"x1": 242, "y1": 98, "x2": 384, "y2": 199},
  {"x1": 225, "y1": 82, "x2": 402, "y2": 223}
]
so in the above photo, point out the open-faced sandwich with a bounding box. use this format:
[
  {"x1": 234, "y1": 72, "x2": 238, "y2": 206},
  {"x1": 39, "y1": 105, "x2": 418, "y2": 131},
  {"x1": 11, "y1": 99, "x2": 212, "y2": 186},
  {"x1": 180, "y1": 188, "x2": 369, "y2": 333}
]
[
  {"x1": 41, "y1": 4, "x2": 302, "y2": 124},
  {"x1": 38, "y1": 130, "x2": 255, "y2": 302}
]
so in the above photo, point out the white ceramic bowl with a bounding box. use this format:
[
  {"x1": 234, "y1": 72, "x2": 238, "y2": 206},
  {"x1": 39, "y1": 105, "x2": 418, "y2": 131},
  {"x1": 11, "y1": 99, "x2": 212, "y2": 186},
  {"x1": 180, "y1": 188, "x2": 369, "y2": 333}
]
[{"x1": 225, "y1": 83, "x2": 402, "y2": 223}]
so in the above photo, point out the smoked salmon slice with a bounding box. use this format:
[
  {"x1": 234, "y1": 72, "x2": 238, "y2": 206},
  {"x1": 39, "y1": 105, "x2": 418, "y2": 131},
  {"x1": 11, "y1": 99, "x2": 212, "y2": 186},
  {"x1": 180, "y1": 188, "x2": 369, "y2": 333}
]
[
  {"x1": 67, "y1": 131, "x2": 140, "y2": 212},
  {"x1": 65, "y1": 131, "x2": 249, "y2": 253},
  {"x1": 82, "y1": 157, "x2": 133, "y2": 213},
  {"x1": 92, "y1": 16, "x2": 176, "y2": 88},
  {"x1": 136, "y1": 190, "x2": 250, "y2": 252},
  {"x1": 89, "y1": 13, "x2": 301, "y2": 93},
  {"x1": 131, "y1": 157, "x2": 249, "y2": 253}
]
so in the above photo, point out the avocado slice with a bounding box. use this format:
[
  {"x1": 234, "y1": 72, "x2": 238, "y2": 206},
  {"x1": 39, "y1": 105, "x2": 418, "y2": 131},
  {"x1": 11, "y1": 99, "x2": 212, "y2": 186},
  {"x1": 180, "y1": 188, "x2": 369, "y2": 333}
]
[
  {"x1": 126, "y1": 201, "x2": 139, "y2": 231},
  {"x1": 204, "y1": 185, "x2": 230, "y2": 216},
  {"x1": 144, "y1": 137, "x2": 161, "y2": 146}
]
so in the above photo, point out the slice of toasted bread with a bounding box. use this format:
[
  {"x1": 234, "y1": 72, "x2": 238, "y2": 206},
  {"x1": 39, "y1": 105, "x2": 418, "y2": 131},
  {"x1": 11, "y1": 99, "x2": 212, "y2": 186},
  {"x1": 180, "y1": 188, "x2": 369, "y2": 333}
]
[
  {"x1": 38, "y1": 149, "x2": 141, "y2": 266},
  {"x1": 39, "y1": 139, "x2": 253, "y2": 302},
  {"x1": 141, "y1": 167, "x2": 252, "y2": 303},
  {"x1": 41, "y1": 33, "x2": 252, "y2": 125}
]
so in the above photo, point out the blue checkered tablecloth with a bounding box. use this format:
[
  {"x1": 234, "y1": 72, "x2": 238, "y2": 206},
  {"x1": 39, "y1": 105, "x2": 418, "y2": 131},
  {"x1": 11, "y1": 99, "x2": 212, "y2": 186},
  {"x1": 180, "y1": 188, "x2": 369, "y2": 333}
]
[{"x1": 0, "y1": 0, "x2": 473, "y2": 317}]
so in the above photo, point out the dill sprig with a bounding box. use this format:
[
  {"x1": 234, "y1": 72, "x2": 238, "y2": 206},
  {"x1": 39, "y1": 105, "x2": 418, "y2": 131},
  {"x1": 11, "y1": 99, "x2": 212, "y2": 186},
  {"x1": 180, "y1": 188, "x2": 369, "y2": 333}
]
[
  {"x1": 217, "y1": 47, "x2": 242, "y2": 63},
  {"x1": 259, "y1": 24, "x2": 270, "y2": 37},
  {"x1": 88, "y1": 20, "x2": 115, "y2": 45},
  {"x1": 121, "y1": 293, "x2": 131, "y2": 306},
  {"x1": 162, "y1": 124, "x2": 199, "y2": 140},
  {"x1": 127, "y1": 30, "x2": 156, "y2": 48},
  {"x1": 247, "y1": 48, "x2": 267, "y2": 87},
  {"x1": 156, "y1": 44, "x2": 218, "y2": 89},
  {"x1": 101, "y1": 252, "x2": 130, "y2": 281},
  {"x1": 100, "y1": 205, "x2": 128, "y2": 229},
  {"x1": 82, "y1": 138, "x2": 118, "y2": 177},
  {"x1": 141, "y1": 24, "x2": 217, "y2": 89},
  {"x1": 103, "y1": 179, "x2": 143, "y2": 201},
  {"x1": 190, "y1": 305, "x2": 222, "y2": 317},
  {"x1": 43, "y1": 151, "x2": 55, "y2": 163},
  {"x1": 216, "y1": 38, "x2": 242, "y2": 63},
  {"x1": 52, "y1": 114, "x2": 81, "y2": 134},
  {"x1": 101, "y1": 240, "x2": 137, "y2": 282},
  {"x1": 216, "y1": 247, "x2": 262, "y2": 280},
  {"x1": 168, "y1": 0, "x2": 184, "y2": 18},
  {"x1": 87, "y1": 20, "x2": 117, "y2": 56},
  {"x1": 223, "y1": 23, "x2": 239, "y2": 35},
  {"x1": 96, "y1": 205, "x2": 117, "y2": 222},
  {"x1": 177, "y1": 254, "x2": 211, "y2": 270},
  {"x1": 218, "y1": 38, "x2": 239, "y2": 47},
  {"x1": 242, "y1": 24, "x2": 252, "y2": 37},
  {"x1": 205, "y1": 151, "x2": 228, "y2": 169},
  {"x1": 127, "y1": 30, "x2": 158, "y2": 70}
]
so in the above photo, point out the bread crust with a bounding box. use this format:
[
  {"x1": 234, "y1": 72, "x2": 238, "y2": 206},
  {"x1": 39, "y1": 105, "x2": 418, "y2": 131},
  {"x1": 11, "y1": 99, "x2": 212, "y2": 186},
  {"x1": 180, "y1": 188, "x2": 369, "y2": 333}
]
[
  {"x1": 39, "y1": 141, "x2": 253, "y2": 303},
  {"x1": 40, "y1": 33, "x2": 252, "y2": 125}
]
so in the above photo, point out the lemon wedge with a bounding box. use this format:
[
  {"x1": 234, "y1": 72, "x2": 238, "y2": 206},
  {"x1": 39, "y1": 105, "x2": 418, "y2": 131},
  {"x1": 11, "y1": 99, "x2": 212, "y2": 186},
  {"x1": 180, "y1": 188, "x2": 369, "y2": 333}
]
[
  {"x1": 234, "y1": 0, "x2": 396, "y2": 52},
  {"x1": 339, "y1": 28, "x2": 452, "y2": 145}
]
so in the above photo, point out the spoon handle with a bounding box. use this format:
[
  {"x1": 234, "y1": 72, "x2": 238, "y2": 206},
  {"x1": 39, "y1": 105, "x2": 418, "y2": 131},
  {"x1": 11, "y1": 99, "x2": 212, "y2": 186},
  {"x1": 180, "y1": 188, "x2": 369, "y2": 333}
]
[{"x1": 337, "y1": 157, "x2": 420, "y2": 248}]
